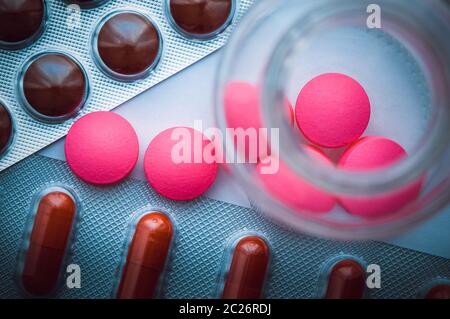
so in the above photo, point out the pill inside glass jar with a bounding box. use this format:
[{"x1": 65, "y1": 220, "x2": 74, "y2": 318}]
[
  {"x1": 0, "y1": 102, "x2": 13, "y2": 157},
  {"x1": 216, "y1": 0, "x2": 450, "y2": 239},
  {"x1": 0, "y1": 0, "x2": 47, "y2": 49},
  {"x1": 18, "y1": 52, "x2": 89, "y2": 123},
  {"x1": 93, "y1": 10, "x2": 163, "y2": 81},
  {"x1": 166, "y1": 0, "x2": 236, "y2": 40}
]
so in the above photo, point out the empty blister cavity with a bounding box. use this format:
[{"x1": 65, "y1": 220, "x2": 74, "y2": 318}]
[
  {"x1": 92, "y1": 9, "x2": 163, "y2": 81},
  {"x1": 317, "y1": 255, "x2": 367, "y2": 299},
  {"x1": 166, "y1": 0, "x2": 236, "y2": 40},
  {"x1": 16, "y1": 185, "x2": 80, "y2": 297},
  {"x1": 0, "y1": 101, "x2": 14, "y2": 158},
  {"x1": 17, "y1": 51, "x2": 90, "y2": 123},
  {"x1": 114, "y1": 209, "x2": 176, "y2": 299},
  {"x1": 63, "y1": 0, "x2": 110, "y2": 9},
  {"x1": 0, "y1": 0, "x2": 48, "y2": 50},
  {"x1": 216, "y1": 232, "x2": 271, "y2": 299}
]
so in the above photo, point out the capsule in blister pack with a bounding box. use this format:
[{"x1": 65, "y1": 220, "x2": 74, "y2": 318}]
[
  {"x1": 64, "y1": 0, "x2": 110, "y2": 9},
  {"x1": 0, "y1": 100, "x2": 15, "y2": 159},
  {"x1": 0, "y1": 0, "x2": 255, "y2": 172},
  {"x1": 113, "y1": 208, "x2": 176, "y2": 299},
  {"x1": 317, "y1": 255, "x2": 368, "y2": 299},
  {"x1": 216, "y1": 231, "x2": 271, "y2": 299},
  {"x1": 16, "y1": 185, "x2": 80, "y2": 297},
  {"x1": 418, "y1": 278, "x2": 450, "y2": 299}
]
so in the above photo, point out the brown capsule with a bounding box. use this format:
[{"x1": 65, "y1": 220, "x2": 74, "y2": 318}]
[
  {"x1": 63, "y1": 0, "x2": 110, "y2": 9},
  {"x1": 21, "y1": 191, "x2": 77, "y2": 296},
  {"x1": 0, "y1": 103, "x2": 13, "y2": 155},
  {"x1": 0, "y1": 0, "x2": 45, "y2": 47},
  {"x1": 169, "y1": 0, "x2": 233, "y2": 37},
  {"x1": 117, "y1": 212, "x2": 174, "y2": 299},
  {"x1": 97, "y1": 12, "x2": 161, "y2": 78},
  {"x1": 425, "y1": 284, "x2": 450, "y2": 299},
  {"x1": 22, "y1": 53, "x2": 87, "y2": 119},
  {"x1": 325, "y1": 259, "x2": 366, "y2": 299},
  {"x1": 221, "y1": 236, "x2": 270, "y2": 299}
]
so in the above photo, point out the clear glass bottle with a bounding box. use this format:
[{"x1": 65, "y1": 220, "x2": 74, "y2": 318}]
[{"x1": 215, "y1": 0, "x2": 450, "y2": 239}]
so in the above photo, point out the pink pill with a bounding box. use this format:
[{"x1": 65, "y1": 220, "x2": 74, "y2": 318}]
[
  {"x1": 256, "y1": 145, "x2": 335, "y2": 213},
  {"x1": 224, "y1": 81, "x2": 294, "y2": 161},
  {"x1": 295, "y1": 73, "x2": 371, "y2": 148},
  {"x1": 144, "y1": 127, "x2": 218, "y2": 201},
  {"x1": 65, "y1": 111, "x2": 139, "y2": 185},
  {"x1": 338, "y1": 136, "x2": 422, "y2": 218}
]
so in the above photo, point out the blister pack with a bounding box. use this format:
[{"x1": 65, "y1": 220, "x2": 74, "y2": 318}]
[
  {"x1": 0, "y1": 0, "x2": 254, "y2": 171},
  {"x1": 0, "y1": 154, "x2": 449, "y2": 299}
]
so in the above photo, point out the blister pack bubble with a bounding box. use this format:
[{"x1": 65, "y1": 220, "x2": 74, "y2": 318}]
[
  {"x1": 0, "y1": 154, "x2": 449, "y2": 299},
  {"x1": 0, "y1": 0, "x2": 254, "y2": 171}
]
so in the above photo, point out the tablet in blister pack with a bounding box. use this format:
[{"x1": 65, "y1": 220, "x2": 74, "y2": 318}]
[
  {"x1": 0, "y1": 0, "x2": 254, "y2": 171},
  {"x1": 1, "y1": 154, "x2": 449, "y2": 299}
]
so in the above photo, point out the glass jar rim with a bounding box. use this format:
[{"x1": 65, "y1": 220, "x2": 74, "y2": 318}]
[{"x1": 215, "y1": 0, "x2": 450, "y2": 239}]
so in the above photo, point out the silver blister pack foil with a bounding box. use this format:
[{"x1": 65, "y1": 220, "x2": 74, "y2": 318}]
[
  {"x1": 0, "y1": 0, "x2": 254, "y2": 171},
  {"x1": 0, "y1": 154, "x2": 449, "y2": 298}
]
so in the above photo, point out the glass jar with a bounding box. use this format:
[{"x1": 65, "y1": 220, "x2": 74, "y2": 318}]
[{"x1": 215, "y1": 0, "x2": 450, "y2": 240}]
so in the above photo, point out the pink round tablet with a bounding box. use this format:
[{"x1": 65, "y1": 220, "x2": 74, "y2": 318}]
[
  {"x1": 295, "y1": 73, "x2": 371, "y2": 148},
  {"x1": 224, "y1": 81, "x2": 294, "y2": 161},
  {"x1": 144, "y1": 127, "x2": 218, "y2": 201},
  {"x1": 65, "y1": 111, "x2": 139, "y2": 185},
  {"x1": 256, "y1": 145, "x2": 335, "y2": 213},
  {"x1": 338, "y1": 136, "x2": 422, "y2": 218}
]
